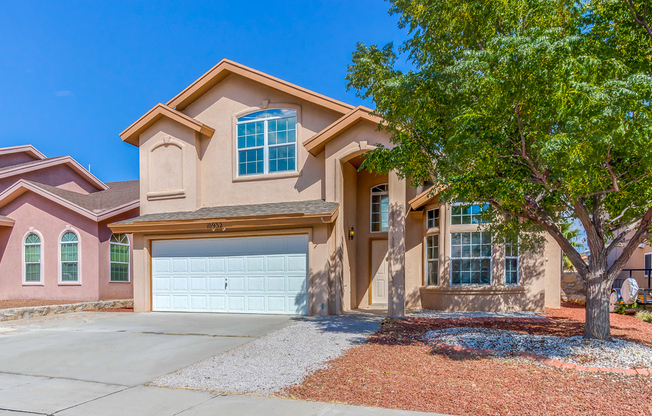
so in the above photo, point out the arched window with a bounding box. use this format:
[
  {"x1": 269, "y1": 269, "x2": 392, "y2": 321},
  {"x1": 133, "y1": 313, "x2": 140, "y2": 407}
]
[
  {"x1": 236, "y1": 109, "x2": 297, "y2": 176},
  {"x1": 110, "y1": 234, "x2": 130, "y2": 282},
  {"x1": 370, "y1": 184, "x2": 389, "y2": 232},
  {"x1": 60, "y1": 231, "x2": 79, "y2": 282},
  {"x1": 24, "y1": 233, "x2": 42, "y2": 283}
]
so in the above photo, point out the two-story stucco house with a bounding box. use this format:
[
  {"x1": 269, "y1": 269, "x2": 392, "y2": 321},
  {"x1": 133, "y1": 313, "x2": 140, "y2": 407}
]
[
  {"x1": 110, "y1": 59, "x2": 562, "y2": 316},
  {"x1": 0, "y1": 145, "x2": 139, "y2": 302}
]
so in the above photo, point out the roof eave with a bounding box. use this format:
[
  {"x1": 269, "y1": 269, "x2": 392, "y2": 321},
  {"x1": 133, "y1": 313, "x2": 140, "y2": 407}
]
[
  {"x1": 108, "y1": 205, "x2": 339, "y2": 234},
  {"x1": 120, "y1": 103, "x2": 216, "y2": 147},
  {"x1": 0, "y1": 217, "x2": 15, "y2": 227},
  {"x1": 0, "y1": 145, "x2": 47, "y2": 161},
  {"x1": 166, "y1": 59, "x2": 354, "y2": 114},
  {"x1": 304, "y1": 106, "x2": 383, "y2": 156}
]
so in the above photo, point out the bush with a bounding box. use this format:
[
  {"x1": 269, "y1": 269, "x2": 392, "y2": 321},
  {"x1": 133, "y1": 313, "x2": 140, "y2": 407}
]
[
  {"x1": 615, "y1": 301, "x2": 639, "y2": 314},
  {"x1": 636, "y1": 311, "x2": 652, "y2": 323}
]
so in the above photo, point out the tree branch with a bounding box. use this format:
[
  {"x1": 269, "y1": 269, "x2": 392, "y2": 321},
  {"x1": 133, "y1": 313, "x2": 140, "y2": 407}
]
[{"x1": 628, "y1": 0, "x2": 652, "y2": 40}]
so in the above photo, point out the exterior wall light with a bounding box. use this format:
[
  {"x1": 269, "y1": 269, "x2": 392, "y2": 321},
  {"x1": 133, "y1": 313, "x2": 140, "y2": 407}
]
[{"x1": 349, "y1": 227, "x2": 355, "y2": 240}]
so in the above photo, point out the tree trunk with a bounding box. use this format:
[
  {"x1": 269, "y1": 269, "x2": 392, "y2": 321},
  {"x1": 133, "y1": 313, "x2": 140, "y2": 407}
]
[{"x1": 584, "y1": 273, "x2": 612, "y2": 341}]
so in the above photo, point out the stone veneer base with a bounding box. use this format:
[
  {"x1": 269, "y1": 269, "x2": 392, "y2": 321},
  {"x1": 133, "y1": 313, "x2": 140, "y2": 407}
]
[{"x1": 0, "y1": 299, "x2": 134, "y2": 322}]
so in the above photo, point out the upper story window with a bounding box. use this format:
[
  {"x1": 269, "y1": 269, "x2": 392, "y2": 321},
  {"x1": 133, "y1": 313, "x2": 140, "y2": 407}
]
[
  {"x1": 60, "y1": 231, "x2": 79, "y2": 282},
  {"x1": 237, "y1": 109, "x2": 297, "y2": 176},
  {"x1": 371, "y1": 184, "x2": 389, "y2": 232},
  {"x1": 427, "y1": 208, "x2": 439, "y2": 229},
  {"x1": 24, "y1": 233, "x2": 42, "y2": 283},
  {"x1": 110, "y1": 234, "x2": 130, "y2": 282},
  {"x1": 505, "y1": 238, "x2": 519, "y2": 285},
  {"x1": 451, "y1": 203, "x2": 489, "y2": 225}
]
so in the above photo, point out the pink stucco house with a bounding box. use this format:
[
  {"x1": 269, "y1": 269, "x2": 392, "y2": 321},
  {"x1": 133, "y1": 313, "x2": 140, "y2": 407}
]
[{"x1": 0, "y1": 145, "x2": 139, "y2": 302}]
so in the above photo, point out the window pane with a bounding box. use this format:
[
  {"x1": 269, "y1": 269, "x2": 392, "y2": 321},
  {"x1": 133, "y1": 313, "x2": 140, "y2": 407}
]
[
  {"x1": 451, "y1": 204, "x2": 488, "y2": 225},
  {"x1": 61, "y1": 243, "x2": 78, "y2": 262},
  {"x1": 61, "y1": 263, "x2": 78, "y2": 281},
  {"x1": 25, "y1": 244, "x2": 41, "y2": 263},
  {"x1": 268, "y1": 144, "x2": 295, "y2": 173},
  {"x1": 111, "y1": 244, "x2": 129, "y2": 263},
  {"x1": 427, "y1": 209, "x2": 439, "y2": 229},
  {"x1": 238, "y1": 109, "x2": 296, "y2": 121},
  {"x1": 238, "y1": 149, "x2": 264, "y2": 175},
  {"x1": 25, "y1": 234, "x2": 40, "y2": 244},
  {"x1": 111, "y1": 263, "x2": 129, "y2": 282},
  {"x1": 61, "y1": 232, "x2": 78, "y2": 242},
  {"x1": 427, "y1": 261, "x2": 439, "y2": 285},
  {"x1": 450, "y1": 232, "x2": 492, "y2": 285},
  {"x1": 25, "y1": 264, "x2": 40, "y2": 282}
]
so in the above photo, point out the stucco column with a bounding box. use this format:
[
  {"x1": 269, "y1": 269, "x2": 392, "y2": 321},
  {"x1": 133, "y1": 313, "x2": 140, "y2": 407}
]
[
  {"x1": 132, "y1": 234, "x2": 151, "y2": 312},
  {"x1": 388, "y1": 170, "x2": 406, "y2": 316}
]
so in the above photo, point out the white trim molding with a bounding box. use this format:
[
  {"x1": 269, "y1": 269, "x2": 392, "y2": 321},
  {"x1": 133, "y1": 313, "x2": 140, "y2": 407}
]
[
  {"x1": 58, "y1": 226, "x2": 82, "y2": 286},
  {"x1": 22, "y1": 228, "x2": 44, "y2": 286}
]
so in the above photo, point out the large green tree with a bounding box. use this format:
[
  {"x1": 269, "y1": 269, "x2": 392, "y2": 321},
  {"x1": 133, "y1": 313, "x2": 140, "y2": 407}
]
[{"x1": 348, "y1": 0, "x2": 652, "y2": 340}]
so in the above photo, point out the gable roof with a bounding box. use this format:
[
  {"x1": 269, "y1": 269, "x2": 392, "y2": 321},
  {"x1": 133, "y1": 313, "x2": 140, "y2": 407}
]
[
  {"x1": 120, "y1": 103, "x2": 216, "y2": 146},
  {"x1": 0, "y1": 145, "x2": 46, "y2": 161},
  {"x1": 0, "y1": 180, "x2": 139, "y2": 222},
  {"x1": 304, "y1": 106, "x2": 384, "y2": 156},
  {"x1": 166, "y1": 59, "x2": 354, "y2": 114},
  {"x1": 0, "y1": 156, "x2": 108, "y2": 191}
]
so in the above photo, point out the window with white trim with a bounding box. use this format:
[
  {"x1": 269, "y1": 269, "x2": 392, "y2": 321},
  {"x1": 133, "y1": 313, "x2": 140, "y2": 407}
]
[
  {"x1": 426, "y1": 208, "x2": 439, "y2": 229},
  {"x1": 426, "y1": 235, "x2": 439, "y2": 285},
  {"x1": 371, "y1": 184, "x2": 389, "y2": 232},
  {"x1": 450, "y1": 232, "x2": 492, "y2": 285},
  {"x1": 236, "y1": 109, "x2": 297, "y2": 176},
  {"x1": 451, "y1": 203, "x2": 489, "y2": 225},
  {"x1": 505, "y1": 238, "x2": 519, "y2": 285},
  {"x1": 645, "y1": 253, "x2": 652, "y2": 278},
  {"x1": 110, "y1": 234, "x2": 130, "y2": 282},
  {"x1": 24, "y1": 233, "x2": 42, "y2": 282},
  {"x1": 60, "y1": 231, "x2": 79, "y2": 282}
]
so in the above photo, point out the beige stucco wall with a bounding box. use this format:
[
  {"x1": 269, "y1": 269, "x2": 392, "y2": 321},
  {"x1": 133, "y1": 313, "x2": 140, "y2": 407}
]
[
  {"x1": 416, "y1": 202, "x2": 561, "y2": 312},
  {"x1": 125, "y1": 71, "x2": 563, "y2": 315}
]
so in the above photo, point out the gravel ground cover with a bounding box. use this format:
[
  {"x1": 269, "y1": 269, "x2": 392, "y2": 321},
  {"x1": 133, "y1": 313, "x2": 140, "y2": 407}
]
[
  {"x1": 426, "y1": 327, "x2": 652, "y2": 369},
  {"x1": 152, "y1": 314, "x2": 381, "y2": 395},
  {"x1": 411, "y1": 309, "x2": 546, "y2": 319},
  {"x1": 282, "y1": 305, "x2": 652, "y2": 415}
]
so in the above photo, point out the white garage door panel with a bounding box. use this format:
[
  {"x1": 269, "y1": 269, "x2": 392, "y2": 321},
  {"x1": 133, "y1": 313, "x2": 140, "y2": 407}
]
[{"x1": 152, "y1": 235, "x2": 308, "y2": 315}]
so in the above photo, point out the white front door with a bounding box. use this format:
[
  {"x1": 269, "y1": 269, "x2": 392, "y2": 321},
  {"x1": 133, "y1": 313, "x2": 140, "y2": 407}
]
[
  {"x1": 151, "y1": 235, "x2": 309, "y2": 315},
  {"x1": 371, "y1": 239, "x2": 389, "y2": 305}
]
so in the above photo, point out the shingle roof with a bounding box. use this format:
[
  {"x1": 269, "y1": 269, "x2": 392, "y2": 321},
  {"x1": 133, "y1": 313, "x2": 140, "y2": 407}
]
[
  {"x1": 114, "y1": 199, "x2": 338, "y2": 225},
  {"x1": 25, "y1": 180, "x2": 139, "y2": 213},
  {"x1": 0, "y1": 157, "x2": 66, "y2": 174}
]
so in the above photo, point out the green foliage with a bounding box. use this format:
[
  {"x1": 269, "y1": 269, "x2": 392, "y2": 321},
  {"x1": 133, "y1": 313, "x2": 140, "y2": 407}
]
[
  {"x1": 615, "y1": 301, "x2": 639, "y2": 314},
  {"x1": 636, "y1": 310, "x2": 652, "y2": 323},
  {"x1": 349, "y1": 0, "x2": 652, "y2": 271}
]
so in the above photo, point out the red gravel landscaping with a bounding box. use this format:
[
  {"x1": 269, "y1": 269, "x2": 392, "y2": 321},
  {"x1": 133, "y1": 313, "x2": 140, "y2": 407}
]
[{"x1": 282, "y1": 304, "x2": 652, "y2": 416}]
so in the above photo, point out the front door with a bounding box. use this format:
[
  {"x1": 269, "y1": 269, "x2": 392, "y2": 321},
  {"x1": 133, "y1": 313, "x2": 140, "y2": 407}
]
[{"x1": 371, "y1": 240, "x2": 389, "y2": 305}]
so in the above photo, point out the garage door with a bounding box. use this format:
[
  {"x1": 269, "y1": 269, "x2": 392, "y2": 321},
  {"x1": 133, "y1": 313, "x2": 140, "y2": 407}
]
[{"x1": 151, "y1": 235, "x2": 308, "y2": 315}]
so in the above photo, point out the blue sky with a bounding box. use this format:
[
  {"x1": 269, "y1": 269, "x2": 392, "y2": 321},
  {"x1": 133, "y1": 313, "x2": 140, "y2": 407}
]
[{"x1": 0, "y1": 0, "x2": 408, "y2": 182}]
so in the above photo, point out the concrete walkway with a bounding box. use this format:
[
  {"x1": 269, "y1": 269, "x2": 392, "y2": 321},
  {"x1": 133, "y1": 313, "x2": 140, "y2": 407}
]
[{"x1": 0, "y1": 312, "x2": 444, "y2": 415}]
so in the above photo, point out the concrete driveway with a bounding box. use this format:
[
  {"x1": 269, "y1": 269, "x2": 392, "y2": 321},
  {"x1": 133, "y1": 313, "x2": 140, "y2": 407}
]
[{"x1": 0, "y1": 312, "x2": 437, "y2": 416}]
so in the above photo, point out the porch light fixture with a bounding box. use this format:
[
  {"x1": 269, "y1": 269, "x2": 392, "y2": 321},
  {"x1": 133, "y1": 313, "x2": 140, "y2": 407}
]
[{"x1": 349, "y1": 227, "x2": 355, "y2": 240}]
